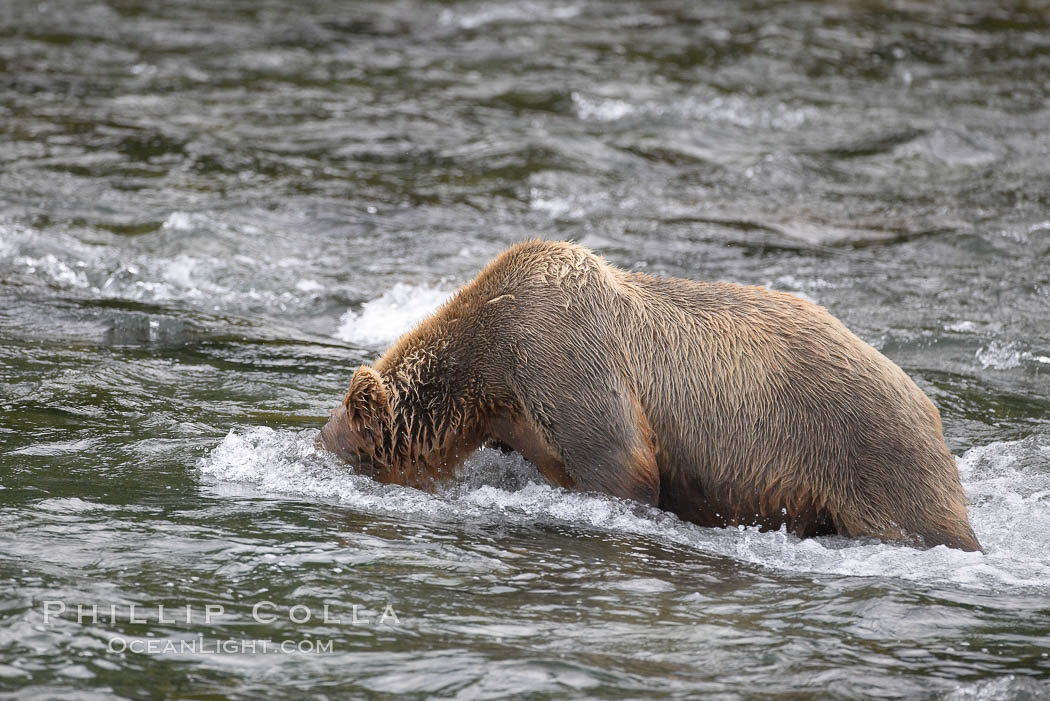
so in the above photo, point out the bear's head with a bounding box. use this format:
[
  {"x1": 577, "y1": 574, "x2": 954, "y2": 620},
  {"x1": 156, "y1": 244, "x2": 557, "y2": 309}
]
[
  {"x1": 317, "y1": 365, "x2": 394, "y2": 477},
  {"x1": 318, "y1": 354, "x2": 486, "y2": 490}
]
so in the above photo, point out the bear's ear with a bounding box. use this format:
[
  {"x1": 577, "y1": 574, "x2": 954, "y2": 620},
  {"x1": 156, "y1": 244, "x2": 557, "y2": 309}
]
[{"x1": 343, "y1": 366, "x2": 391, "y2": 430}]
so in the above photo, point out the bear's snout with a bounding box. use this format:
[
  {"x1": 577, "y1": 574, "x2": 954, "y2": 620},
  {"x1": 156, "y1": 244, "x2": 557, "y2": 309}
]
[{"x1": 317, "y1": 406, "x2": 352, "y2": 459}]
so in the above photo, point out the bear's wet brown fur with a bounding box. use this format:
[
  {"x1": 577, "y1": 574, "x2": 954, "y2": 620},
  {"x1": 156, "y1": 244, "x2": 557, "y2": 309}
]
[{"x1": 319, "y1": 240, "x2": 982, "y2": 551}]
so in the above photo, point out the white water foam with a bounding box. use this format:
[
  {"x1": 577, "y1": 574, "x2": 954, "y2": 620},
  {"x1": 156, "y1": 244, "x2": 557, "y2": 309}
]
[
  {"x1": 946, "y1": 675, "x2": 1050, "y2": 701},
  {"x1": 439, "y1": 3, "x2": 580, "y2": 30},
  {"x1": 0, "y1": 216, "x2": 330, "y2": 315},
  {"x1": 976, "y1": 340, "x2": 1050, "y2": 370},
  {"x1": 976, "y1": 341, "x2": 1023, "y2": 370},
  {"x1": 571, "y1": 92, "x2": 636, "y2": 122},
  {"x1": 12, "y1": 253, "x2": 90, "y2": 288},
  {"x1": 566, "y1": 90, "x2": 814, "y2": 130},
  {"x1": 334, "y1": 283, "x2": 453, "y2": 349},
  {"x1": 199, "y1": 427, "x2": 1050, "y2": 590}
]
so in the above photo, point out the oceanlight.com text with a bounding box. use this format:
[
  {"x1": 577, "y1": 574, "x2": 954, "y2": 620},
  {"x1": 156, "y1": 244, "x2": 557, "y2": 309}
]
[{"x1": 107, "y1": 636, "x2": 335, "y2": 655}]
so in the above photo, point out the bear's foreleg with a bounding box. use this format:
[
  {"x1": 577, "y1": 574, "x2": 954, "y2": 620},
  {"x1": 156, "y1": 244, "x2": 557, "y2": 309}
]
[{"x1": 501, "y1": 371, "x2": 661, "y2": 506}]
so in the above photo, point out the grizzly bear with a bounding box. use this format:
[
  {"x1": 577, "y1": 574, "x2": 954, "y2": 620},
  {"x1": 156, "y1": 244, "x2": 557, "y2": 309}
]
[{"x1": 319, "y1": 240, "x2": 981, "y2": 551}]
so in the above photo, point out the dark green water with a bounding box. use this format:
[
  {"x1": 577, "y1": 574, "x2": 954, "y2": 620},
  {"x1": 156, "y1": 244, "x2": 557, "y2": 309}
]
[{"x1": 2, "y1": 0, "x2": 1050, "y2": 698}]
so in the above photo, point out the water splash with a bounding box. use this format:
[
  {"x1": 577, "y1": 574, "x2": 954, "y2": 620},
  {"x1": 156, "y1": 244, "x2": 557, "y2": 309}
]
[
  {"x1": 976, "y1": 341, "x2": 1023, "y2": 370},
  {"x1": 946, "y1": 675, "x2": 1050, "y2": 701},
  {"x1": 200, "y1": 427, "x2": 1050, "y2": 590},
  {"x1": 334, "y1": 283, "x2": 453, "y2": 349},
  {"x1": 976, "y1": 340, "x2": 1050, "y2": 370},
  {"x1": 0, "y1": 216, "x2": 333, "y2": 316}
]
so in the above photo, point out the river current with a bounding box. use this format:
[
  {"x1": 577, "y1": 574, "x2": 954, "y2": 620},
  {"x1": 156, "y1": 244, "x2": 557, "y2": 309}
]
[{"x1": 2, "y1": 1, "x2": 1050, "y2": 699}]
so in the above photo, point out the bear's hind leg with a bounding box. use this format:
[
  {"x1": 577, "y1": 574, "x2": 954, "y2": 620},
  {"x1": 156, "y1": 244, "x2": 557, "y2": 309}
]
[{"x1": 831, "y1": 481, "x2": 982, "y2": 552}]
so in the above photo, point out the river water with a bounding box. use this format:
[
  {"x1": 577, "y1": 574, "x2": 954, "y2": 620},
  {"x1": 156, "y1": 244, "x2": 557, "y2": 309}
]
[{"x1": 2, "y1": 0, "x2": 1050, "y2": 698}]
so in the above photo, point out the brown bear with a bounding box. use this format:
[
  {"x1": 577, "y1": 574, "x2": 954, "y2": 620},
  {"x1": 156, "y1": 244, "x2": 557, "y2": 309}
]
[{"x1": 318, "y1": 240, "x2": 982, "y2": 551}]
